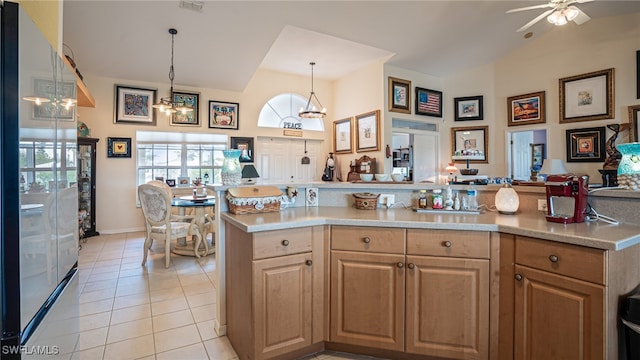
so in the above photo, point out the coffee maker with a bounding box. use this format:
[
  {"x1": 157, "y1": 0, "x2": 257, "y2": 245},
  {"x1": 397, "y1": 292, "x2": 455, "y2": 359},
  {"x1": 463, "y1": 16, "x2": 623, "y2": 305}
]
[{"x1": 545, "y1": 174, "x2": 589, "y2": 224}]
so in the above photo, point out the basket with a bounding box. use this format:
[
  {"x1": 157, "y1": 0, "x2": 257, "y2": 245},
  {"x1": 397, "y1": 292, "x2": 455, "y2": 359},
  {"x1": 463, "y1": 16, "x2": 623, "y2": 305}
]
[
  {"x1": 226, "y1": 186, "x2": 283, "y2": 215},
  {"x1": 352, "y1": 193, "x2": 380, "y2": 210}
]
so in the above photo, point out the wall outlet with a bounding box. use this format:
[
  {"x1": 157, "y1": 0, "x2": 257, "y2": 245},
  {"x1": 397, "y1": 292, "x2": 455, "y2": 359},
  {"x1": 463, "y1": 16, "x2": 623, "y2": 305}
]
[
  {"x1": 379, "y1": 194, "x2": 395, "y2": 208},
  {"x1": 537, "y1": 199, "x2": 548, "y2": 212}
]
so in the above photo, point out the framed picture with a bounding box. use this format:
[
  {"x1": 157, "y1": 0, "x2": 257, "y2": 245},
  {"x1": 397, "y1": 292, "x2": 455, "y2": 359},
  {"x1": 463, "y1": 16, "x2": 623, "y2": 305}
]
[
  {"x1": 32, "y1": 78, "x2": 76, "y2": 120},
  {"x1": 333, "y1": 117, "x2": 353, "y2": 154},
  {"x1": 629, "y1": 105, "x2": 640, "y2": 142},
  {"x1": 388, "y1": 77, "x2": 411, "y2": 114},
  {"x1": 177, "y1": 177, "x2": 190, "y2": 187},
  {"x1": 565, "y1": 126, "x2": 605, "y2": 162},
  {"x1": 415, "y1": 87, "x2": 443, "y2": 117},
  {"x1": 637, "y1": 50, "x2": 639, "y2": 100},
  {"x1": 106, "y1": 137, "x2": 131, "y2": 158},
  {"x1": 355, "y1": 110, "x2": 381, "y2": 152},
  {"x1": 451, "y1": 126, "x2": 488, "y2": 163},
  {"x1": 209, "y1": 100, "x2": 239, "y2": 130},
  {"x1": 171, "y1": 90, "x2": 200, "y2": 126},
  {"x1": 230, "y1": 137, "x2": 254, "y2": 163},
  {"x1": 507, "y1": 91, "x2": 545, "y2": 126},
  {"x1": 454, "y1": 95, "x2": 483, "y2": 121},
  {"x1": 165, "y1": 179, "x2": 176, "y2": 187},
  {"x1": 114, "y1": 85, "x2": 157, "y2": 125},
  {"x1": 531, "y1": 143, "x2": 545, "y2": 170},
  {"x1": 559, "y1": 68, "x2": 615, "y2": 124}
]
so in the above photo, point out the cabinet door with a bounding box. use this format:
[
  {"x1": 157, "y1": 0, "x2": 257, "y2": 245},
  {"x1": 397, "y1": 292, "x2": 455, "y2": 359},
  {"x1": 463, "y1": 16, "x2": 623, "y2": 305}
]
[
  {"x1": 405, "y1": 256, "x2": 489, "y2": 359},
  {"x1": 514, "y1": 265, "x2": 604, "y2": 360},
  {"x1": 253, "y1": 253, "x2": 313, "y2": 359},
  {"x1": 330, "y1": 250, "x2": 405, "y2": 351}
]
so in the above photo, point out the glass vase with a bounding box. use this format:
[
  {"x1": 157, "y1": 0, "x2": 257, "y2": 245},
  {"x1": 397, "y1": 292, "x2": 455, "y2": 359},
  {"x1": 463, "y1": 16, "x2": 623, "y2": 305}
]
[
  {"x1": 616, "y1": 142, "x2": 640, "y2": 190},
  {"x1": 221, "y1": 150, "x2": 242, "y2": 185}
]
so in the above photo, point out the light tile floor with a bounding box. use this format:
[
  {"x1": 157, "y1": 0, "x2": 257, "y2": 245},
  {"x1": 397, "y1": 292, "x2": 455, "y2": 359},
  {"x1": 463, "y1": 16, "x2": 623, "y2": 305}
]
[{"x1": 75, "y1": 231, "x2": 385, "y2": 360}]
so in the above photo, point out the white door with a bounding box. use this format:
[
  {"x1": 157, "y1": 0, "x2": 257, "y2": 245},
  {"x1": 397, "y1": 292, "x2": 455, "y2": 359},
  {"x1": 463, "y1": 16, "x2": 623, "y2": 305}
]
[
  {"x1": 511, "y1": 131, "x2": 533, "y2": 180},
  {"x1": 257, "y1": 138, "x2": 322, "y2": 183},
  {"x1": 412, "y1": 133, "x2": 439, "y2": 183}
]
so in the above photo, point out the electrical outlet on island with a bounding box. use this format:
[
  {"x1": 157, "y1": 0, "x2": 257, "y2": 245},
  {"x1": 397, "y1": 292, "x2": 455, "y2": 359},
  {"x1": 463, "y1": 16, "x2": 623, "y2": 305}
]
[{"x1": 538, "y1": 199, "x2": 548, "y2": 212}]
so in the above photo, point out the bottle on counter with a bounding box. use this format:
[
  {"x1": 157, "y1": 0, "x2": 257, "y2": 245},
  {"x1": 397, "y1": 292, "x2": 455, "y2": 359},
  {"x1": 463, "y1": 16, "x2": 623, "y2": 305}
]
[
  {"x1": 418, "y1": 189, "x2": 428, "y2": 209},
  {"x1": 454, "y1": 192, "x2": 461, "y2": 211},
  {"x1": 444, "y1": 186, "x2": 454, "y2": 210},
  {"x1": 466, "y1": 185, "x2": 478, "y2": 211},
  {"x1": 432, "y1": 189, "x2": 443, "y2": 209}
]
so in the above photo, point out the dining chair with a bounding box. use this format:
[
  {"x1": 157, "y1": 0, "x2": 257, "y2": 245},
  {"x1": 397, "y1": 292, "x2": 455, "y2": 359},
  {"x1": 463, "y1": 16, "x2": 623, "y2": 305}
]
[{"x1": 138, "y1": 183, "x2": 202, "y2": 268}]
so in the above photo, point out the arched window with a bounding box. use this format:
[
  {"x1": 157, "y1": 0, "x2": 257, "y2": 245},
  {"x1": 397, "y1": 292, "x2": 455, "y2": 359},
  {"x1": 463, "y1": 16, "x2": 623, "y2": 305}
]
[{"x1": 257, "y1": 93, "x2": 325, "y2": 132}]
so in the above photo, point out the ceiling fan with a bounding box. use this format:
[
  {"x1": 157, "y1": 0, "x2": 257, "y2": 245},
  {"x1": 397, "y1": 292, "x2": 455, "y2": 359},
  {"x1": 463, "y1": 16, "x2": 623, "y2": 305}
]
[{"x1": 507, "y1": 0, "x2": 593, "y2": 32}]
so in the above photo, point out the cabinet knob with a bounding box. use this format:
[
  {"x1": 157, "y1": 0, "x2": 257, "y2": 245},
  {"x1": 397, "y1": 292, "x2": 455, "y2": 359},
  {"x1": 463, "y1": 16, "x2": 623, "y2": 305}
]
[
  {"x1": 407, "y1": 263, "x2": 415, "y2": 269},
  {"x1": 515, "y1": 274, "x2": 523, "y2": 281},
  {"x1": 442, "y1": 241, "x2": 452, "y2": 248},
  {"x1": 281, "y1": 240, "x2": 289, "y2": 246},
  {"x1": 548, "y1": 255, "x2": 559, "y2": 263},
  {"x1": 397, "y1": 262, "x2": 404, "y2": 268},
  {"x1": 305, "y1": 259, "x2": 312, "y2": 266},
  {"x1": 363, "y1": 237, "x2": 371, "y2": 244}
]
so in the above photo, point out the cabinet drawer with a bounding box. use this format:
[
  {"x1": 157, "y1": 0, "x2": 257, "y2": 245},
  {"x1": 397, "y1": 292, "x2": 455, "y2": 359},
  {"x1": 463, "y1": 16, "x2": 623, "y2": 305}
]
[
  {"x1": 515, "y1": 236, "x2": 606, "y2": 285},
  {"x1": 406, "y1": 229, "x2": 490, "y2": 259},
  {"x1": 253, "y1": 227, "x2": 312, "y2": 260},
  {"x1": 331, "y1": 226, "x2": 405, "y2": 254}
]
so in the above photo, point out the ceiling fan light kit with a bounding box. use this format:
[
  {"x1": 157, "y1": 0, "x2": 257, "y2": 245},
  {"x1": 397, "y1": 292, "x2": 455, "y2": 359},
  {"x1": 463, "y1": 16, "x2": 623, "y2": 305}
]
[
  {"x1": 152, "y1": 28, "x2": 194, "y2": 116},
  {"x1": 508, "y1": 0, "x2": 593, "y2": 32}
]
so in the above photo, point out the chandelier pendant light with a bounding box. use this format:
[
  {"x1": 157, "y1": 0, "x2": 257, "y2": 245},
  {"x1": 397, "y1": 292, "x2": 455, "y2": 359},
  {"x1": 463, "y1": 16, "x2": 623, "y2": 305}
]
[
  {"x1": 153, "y1": 28, "x2": 193, "y2": 116},
  {"x1": 299, "y1": 62, "x2": 327, "y2": 119}
]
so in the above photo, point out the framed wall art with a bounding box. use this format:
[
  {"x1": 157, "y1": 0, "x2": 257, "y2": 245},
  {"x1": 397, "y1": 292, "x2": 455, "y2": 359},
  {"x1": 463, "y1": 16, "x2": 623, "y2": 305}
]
[
  {"x1": 531, "y1": 143, "x2": 545, "y2": 170},
  {"x1": 629, "y1": 105, "x2": 640, "y2": 142},
  {"x1": 209, "y1": 100, "x2": 239, "y2": 130},
  {"x1": 388, "y1": 77, "x2": 411, "y2": 114},
  {"x1": 333, "y1": 117, "x2": 353, "y2": 154},
  {"x1": 114, "y1": 85, "x2": 157, "y2": 125},
  {"x1": 565, "y1": 126, "x2": 605, "y2": 162},
  {"x1": 451, "y1": 126, "x2": 488, "y2": 163},
  {"x1": 106, "y1": 137, "x2": 131, "y2": 158},
  {"x1": 230, "y1": 137, "x2": 254, "y2": 163},
  {"x1": 171, "y1": 90, "x2": 200, "y2": 126},
  {"x1": 637, "y1": 50, "x2": 639, "y2": 99},
  {"x1": 454, "y1": 95, "x2": 483, "y2": 121},
  {"x1": 507, "y1": 91, "x2": 545, "y2": 126},
  {"x1": 415, "y1": 87, "x2": 443, "y2": 117},
  {"x1": 355, "y1": 110, "x2": 381, "y2": 152},
  {"x1": 32, "y1": 78, "x2": 76, "y2": 120},
  {"x1": 559, "y1": 68, "x2": 614, "y2": 124}
]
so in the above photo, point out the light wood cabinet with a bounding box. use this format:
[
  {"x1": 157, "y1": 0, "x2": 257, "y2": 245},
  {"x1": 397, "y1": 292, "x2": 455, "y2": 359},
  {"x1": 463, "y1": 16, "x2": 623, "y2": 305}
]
[{"x1": 226, "y1": 224, "x2": 324, "y2": 360}]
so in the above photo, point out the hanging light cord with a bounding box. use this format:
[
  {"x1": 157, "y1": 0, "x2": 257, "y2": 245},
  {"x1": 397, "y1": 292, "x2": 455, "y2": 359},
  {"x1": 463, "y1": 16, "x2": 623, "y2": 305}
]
[{"x1": 168, "y1": 29, "x2": 175, "y2": 94}]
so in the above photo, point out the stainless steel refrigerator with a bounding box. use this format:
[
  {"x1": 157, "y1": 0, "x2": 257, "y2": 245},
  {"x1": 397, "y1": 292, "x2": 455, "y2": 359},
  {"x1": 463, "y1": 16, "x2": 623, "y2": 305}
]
[{"x1": 1, "y1": 3, "x2": 80, "y2": 358}]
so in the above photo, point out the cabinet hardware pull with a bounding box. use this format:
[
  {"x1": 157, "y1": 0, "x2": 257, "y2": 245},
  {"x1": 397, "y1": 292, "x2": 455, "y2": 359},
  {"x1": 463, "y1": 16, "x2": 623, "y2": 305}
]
[
  {"x1": 443, "y1": 241, "x2": 452, "y2": 248},
  {"x1": 306, "y1": 260, "x2": 312, "y2": 266},
  {"x1": 363, "y1": 237, "x2": 371, "y2": 244},
  {"x1": 407, "y1": 263, "x2": 415, "y2": 269},
  {"x1": 397, "y1": 262, "x2": 404, "y2": 268},
  {"x1": 515, "y1": 274, "x2": 523, "y2": 281},
  {"x1": 548, "y1": 255, "x2": 559, "y2": 263},
  {"x1": 281, "y1": 240, "x2": 289, "y2": 246}
]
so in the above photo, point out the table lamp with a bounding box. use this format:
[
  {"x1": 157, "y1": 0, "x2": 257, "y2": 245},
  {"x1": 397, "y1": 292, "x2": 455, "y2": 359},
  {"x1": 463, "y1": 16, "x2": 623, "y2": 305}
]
[
  {"x1": 241, "y1": 164, "x2": 260, "y2": 184},
  {"x1": 539, "y1": 158, "x2": 567, "y2": 179}
]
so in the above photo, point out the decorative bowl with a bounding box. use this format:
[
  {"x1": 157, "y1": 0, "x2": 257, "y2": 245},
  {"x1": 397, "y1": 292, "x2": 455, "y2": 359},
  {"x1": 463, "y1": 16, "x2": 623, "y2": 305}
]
[
  {"x1": 375, "y1": 173, "x2": 389, "y2": 182},
  {"x1": 360, "y1": 173, "x2": 374, "y2": 182},
  {"x1": 391, "y1": 173, "x2": 405, "y2": 182},
  {"x1": 460, "y1": 168, "x2": 479, "y2": 175}
]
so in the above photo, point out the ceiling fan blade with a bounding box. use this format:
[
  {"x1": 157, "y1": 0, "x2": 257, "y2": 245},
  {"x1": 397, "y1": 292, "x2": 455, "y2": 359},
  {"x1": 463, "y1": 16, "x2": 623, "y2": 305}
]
[
  {"x1": 575, "y1": 0, "x2": 594, "y2": 3},
  {"x1": 517, "y1": 9, "x2": 555, "y2": 32},
  {"x1": 506, "y1": 4, "x2": 553, "y2": 14},
  {"x1": 573, "y1": 9, "x2": 591, "y2": 25}
]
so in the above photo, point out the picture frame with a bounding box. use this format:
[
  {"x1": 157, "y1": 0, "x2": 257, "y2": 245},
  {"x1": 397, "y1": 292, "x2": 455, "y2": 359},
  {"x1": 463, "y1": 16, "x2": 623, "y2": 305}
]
[
  {"x1": 629, "y1": 105, "x2": 640, "y2": 142},
  {"x1": 209, "y1": 100, "x2": 239, "y2": 130},
  {"x1": 333, "y1": 117, "x2": 353, "y2": 154},
  {"x1": 114, "y1": 85, "x2": 157, "y2": 125},
  {"x1": 355, "y1": 110, "x2": 381, "y2": 153},
  {"x1": 32, "y1": 78, "x2": 76, "y2": 120},
  {"x1": 230, "y1": 137, "x2": 254, "y2": 163},
  {"x1": 636, "y1": 50, "x2": 639, "y2": 100},
  {"x1": 531, "y1": 143, "x2": 545, "y2": 170},
  {"x1": 451, "y1": 126, "x2": 488, "y2": 163},
  {"x1": 415, "y1": 87, "x2": 443, "y2": 117},
  {"x1": 165, "y1": 179, "x2": 176, "y2": 187},
  {"x1": 171, "y1": 90, "x2": 200, "y2": 126},
  {"x1": 388, "y1": 77, "x2": 411, "y2": 114},
  {"x1": 559, "y1": 68, "x2": 615, "y2": 124},
  {"x1": 507, "y1": 91, "x2": 545, "y2": 126},
  {"x1": 454, "y1": 95, "x2": 483, "y2": 121},
  {"x1": 106, "y1": 137, "x2": 131, "y2": 158},
  {"x1": 177, "y1": 177, "x2": 191, "y2": 187},
  {"x1": 565, "y1": 126, "x2": 605, "y2": 162}
]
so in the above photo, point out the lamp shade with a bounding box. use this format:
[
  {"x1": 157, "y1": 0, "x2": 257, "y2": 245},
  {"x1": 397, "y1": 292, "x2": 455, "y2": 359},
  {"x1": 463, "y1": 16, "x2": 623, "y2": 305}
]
[
  {"x1": 241, "y1": 164, "x2": 260, "y2": 181},
  {"x1": 539, "y1": 158, "x2": 567, "y2": 175},
  {"x1": 495, "y1": 183, "x2": 519, "y2": 215}
]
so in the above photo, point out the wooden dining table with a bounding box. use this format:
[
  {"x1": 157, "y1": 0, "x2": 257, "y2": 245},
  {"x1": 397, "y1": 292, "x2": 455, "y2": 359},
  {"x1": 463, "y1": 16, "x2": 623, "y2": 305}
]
[{"x1": 171, "y1": 196, "x2": 216, "y2": 257}]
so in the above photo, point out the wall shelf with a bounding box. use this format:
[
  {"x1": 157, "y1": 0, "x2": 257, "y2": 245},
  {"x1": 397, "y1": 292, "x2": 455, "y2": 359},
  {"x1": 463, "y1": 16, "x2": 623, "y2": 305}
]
[{"x1": 61, "y1": 55, "x2": 95, "y2": 108}]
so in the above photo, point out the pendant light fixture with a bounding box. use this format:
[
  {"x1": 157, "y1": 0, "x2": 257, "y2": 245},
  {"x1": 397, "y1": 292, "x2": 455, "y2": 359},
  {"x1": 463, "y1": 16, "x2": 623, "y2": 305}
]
[
  {"x1": 152, "y1": 28, "x2": 193, "y2": 116},
  {"x1": 23, "y1": 50, "x2": 76, "y2": 109},
  {"x1": 298, "y1": 62, "x2": 327, "y2": 119}
]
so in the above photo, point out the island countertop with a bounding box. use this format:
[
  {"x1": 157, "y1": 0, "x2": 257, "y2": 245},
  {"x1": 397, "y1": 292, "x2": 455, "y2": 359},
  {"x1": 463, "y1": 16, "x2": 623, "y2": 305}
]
[{"x1": 221, "y1": 206, "x2": 640, "y2": 251}]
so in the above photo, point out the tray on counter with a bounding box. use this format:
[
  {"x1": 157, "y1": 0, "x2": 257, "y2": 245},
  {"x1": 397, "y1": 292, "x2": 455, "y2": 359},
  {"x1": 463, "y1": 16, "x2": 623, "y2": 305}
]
[{"x1": 413, "y1": 208, "x2": 482, "y2": 215}]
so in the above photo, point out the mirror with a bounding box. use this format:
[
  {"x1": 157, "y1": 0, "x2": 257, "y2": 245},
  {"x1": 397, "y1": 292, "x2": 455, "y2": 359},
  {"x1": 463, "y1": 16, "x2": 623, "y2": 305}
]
[{"x1": 507, "y1": 129, "x2": 547, "y2": 181}]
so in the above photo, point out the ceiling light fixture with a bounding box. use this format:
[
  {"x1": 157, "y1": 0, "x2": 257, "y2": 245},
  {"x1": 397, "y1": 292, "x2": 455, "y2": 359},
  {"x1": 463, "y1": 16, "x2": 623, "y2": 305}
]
[
  {"x1": 299, "y1": 62, "x2": 327, "y2": 119},
  {"x1": 547, "y1": 6, "x2": 580, "y2": 26},
  {"x1": 152, "y1": 28, "x2": 193, "y2": 116},
  {"x1": 23, "y1": 50, "x2": 76, "y2": 109}
]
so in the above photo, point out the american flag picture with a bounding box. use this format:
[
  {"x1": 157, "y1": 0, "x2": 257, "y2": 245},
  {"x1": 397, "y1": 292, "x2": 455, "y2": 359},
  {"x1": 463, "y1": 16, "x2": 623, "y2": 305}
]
[{"x1": 416, "y1": 87, "x2": 442, "y2": 117}]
